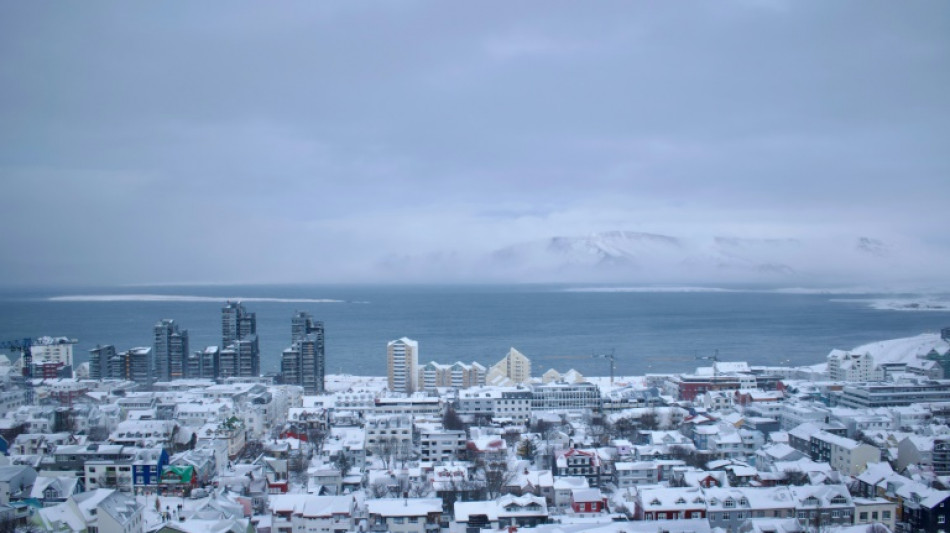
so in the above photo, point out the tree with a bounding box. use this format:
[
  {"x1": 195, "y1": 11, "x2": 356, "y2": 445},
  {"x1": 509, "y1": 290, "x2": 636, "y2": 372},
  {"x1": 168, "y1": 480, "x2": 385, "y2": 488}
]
[
  {"x1": 443, "y1": 407, "x2": 466, "y2": 432},
  {"x1": 333, "y1": 452, "x2": 352, "y2": 476},
  {"x1": 288, "y1": 452, "x2": 310, "y2": 483},
  {"x1": 669, "y1": 445, "x2": 706, "y2": 469},
  {"x1": 477, "y1": 458, "x2": 516, "y2": 499},
  {"x1": 639, "y1": 409, "x2": 660, "y2": 431},
  {"x1": 783, "y1": 468, "x2": 810, "y2": 486},
  {"x1": 517, "y1": 438, "x2": 538, "y2": 462}
]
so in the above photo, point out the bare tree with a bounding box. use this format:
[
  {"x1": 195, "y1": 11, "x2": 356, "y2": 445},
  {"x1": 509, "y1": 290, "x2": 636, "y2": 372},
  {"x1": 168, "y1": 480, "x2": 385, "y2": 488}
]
[
  {"x1": 639, "y1": 409, "x2": 660, "y2": 431},
  {"x1": 477, "y1": 458, "x2": 516, "y2": 499}
]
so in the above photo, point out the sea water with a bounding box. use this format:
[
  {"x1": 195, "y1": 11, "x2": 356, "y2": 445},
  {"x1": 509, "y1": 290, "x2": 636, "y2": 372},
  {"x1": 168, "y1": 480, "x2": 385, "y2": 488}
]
[{"x1": 0, "y1": 284, "x2": 947, "y2": 377}]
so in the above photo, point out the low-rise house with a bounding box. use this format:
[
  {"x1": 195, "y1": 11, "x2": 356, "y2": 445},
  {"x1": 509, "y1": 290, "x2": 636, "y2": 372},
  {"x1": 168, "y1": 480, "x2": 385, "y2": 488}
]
[
  {"x1": 614, "y1": 461, "x2": 659, "y2": 488},
  {"x1": 808, "y1": 430, "x2": 881, "y2": 476},
  {"x1": 553, "y1": 448, "x2": 604, "y2": 487},
  {"x1": 159, "y1": 465, "x2": 197, "y2": 496},
  {"x1": 452, "y1": 494, "x2": 548, "y2": 532},
  {"x1": 788, "y1": 484, "x2": 855, "y2": 529},
  {"x1": 0, "y1": 465, "x2": 36, "y2": 505},
  {"x1": 705, "y1": 487, "x2": 796, "y2": 531},
  {"x1": 34, "y1": 488, "x2": 145, "y2": 533},
  {"x1": 268, "y1": 494, "x2": 355, "y2": 533},
  {"x1": 897, "y1": 435, "x2": 935, "y2": 473},
  {"x1": 852, "y1": 497, "x2": 897, "y2": 531},
  {"x1": 30, "y1": 475, "x2": 82, "y2": 506},
  {"x1": 366, "y1": 497, "x2": 443, "y2": 533},
  {"x1": 634, "y1": 486, "x2": 707, "y2": 521},
  {"x1": 552, "y1": 477, "x2": 588, "y2": 508},
  {"x1": 570, "y1": 487, "x2": 607, "y2": 514}
]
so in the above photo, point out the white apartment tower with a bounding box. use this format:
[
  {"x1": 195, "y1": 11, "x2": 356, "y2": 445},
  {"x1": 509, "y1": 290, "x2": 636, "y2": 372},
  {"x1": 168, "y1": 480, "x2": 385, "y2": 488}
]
[{"x1": 387, "y1": 337, "x2": 419, "y2": 394}]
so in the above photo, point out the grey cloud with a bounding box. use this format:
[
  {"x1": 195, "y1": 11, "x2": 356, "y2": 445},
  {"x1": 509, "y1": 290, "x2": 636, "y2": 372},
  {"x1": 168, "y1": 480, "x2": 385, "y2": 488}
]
[{"x1": 0, "y1": 1, "x2": 948, "y2": 286}]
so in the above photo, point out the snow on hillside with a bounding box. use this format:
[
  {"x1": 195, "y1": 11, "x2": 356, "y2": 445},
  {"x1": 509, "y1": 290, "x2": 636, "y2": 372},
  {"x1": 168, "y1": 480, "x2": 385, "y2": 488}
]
[
  {"x1": 849, "y1": 333, "x2": 950, "y2": 365},
  {"x1": 486, "y1": 231, "x2": 918, "y2": 283}
]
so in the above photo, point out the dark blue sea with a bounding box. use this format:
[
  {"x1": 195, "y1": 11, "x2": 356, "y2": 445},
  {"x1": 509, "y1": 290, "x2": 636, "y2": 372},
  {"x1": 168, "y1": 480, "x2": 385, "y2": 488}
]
[{"x1": 0, "y1": 284, "x2": 947, "y2": 377}]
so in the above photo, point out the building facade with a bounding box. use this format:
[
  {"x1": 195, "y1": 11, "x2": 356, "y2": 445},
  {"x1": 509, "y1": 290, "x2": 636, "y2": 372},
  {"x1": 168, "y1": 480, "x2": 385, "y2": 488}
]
[
  {"x1": 153, "y1": 319, "x2": 189, "y2": 382},
  {"x1": 387, "y1": 338, "x2": 419, "y2": 394}
]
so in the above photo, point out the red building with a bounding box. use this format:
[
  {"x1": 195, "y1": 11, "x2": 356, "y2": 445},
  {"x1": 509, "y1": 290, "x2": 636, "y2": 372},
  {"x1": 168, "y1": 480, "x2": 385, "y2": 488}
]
[{"x1": 570, "y1": 488, "x2": 607, "y2": 513}]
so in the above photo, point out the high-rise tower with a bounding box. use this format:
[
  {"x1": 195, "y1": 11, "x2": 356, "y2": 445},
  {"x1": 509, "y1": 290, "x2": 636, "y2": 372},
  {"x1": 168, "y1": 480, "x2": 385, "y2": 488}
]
[
  {"x1": 387, "y1": 337, "x2": 419, "y2": 394},
  {"x1": 153, "y1": 319, "x2": 189, "y2": 382},
  {"x1": 222, "y1": 301, "x2": 256, "y2": 347},
  {"x1": 283, "y1": 312, "x2": 325, "y2": 394},
  {"x1": 88, "y1": 344, "x2": 116, "y2": 381},
  {"x1": 221, "y1": 302, "x2": 259, "y2": 378}
]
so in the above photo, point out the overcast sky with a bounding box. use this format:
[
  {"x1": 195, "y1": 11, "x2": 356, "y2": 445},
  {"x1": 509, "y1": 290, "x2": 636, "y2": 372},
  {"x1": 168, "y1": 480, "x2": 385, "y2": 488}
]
[{"x1": 1, "y1": 1, "x2": 948, "y2": 287}]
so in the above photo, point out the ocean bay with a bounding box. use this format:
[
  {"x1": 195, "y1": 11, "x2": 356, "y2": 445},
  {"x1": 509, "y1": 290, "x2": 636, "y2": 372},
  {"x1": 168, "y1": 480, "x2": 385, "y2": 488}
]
[{"x1": 0, "y1": 284, "x2": 947, "y2": 378}]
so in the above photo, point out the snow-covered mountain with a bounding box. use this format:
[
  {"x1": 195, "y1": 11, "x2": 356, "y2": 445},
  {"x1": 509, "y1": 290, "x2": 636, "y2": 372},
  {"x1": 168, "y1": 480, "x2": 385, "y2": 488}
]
[
  {"x1": 482, "y1": 231, "x2": 936, "y2": 284},
  {"x1": 370, "y1": 230, "x2": 948, "y2": 286}
]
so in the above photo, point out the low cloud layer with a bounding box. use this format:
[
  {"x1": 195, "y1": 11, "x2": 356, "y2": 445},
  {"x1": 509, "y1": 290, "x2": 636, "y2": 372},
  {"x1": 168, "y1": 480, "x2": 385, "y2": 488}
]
[{"x1": 1, "y1": 2, "x2": 948, "y2": 287}]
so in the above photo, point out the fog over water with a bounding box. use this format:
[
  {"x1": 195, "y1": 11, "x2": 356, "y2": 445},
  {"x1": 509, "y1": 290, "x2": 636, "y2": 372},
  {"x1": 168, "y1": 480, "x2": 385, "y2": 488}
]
[{"x1": 1, "y1": 2, "x2": 948, "y2": 288}]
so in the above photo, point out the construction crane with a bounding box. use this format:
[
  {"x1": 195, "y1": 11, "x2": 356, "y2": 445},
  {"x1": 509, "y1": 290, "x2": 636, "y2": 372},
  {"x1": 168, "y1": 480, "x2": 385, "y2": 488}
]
[
  {"x1": 0, "y1": 338, "x2": 34, "y2": 378},
  {"x1": 545, "y1": 350, "x2": 616, "y2": 384}
]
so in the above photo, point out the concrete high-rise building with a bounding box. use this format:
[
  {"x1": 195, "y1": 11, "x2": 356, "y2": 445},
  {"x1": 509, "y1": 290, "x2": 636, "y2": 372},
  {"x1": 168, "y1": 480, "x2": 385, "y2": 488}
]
[
  {"x1": 282, "y1": 315, "x2": 326, "y2": 394},
  {"x1": 153, "y1": 319, "x2": 189, "y2": 382},
  {"x1": 486, "y1": 347, "x2": 532, "y2": 385},
  {"x1": 27, "y1": 336, "x2": 77, "y2": 377},
  {"x1": 387, "y1": 337, "x2": 419, "y2": 394},
  {"x1": 110, "y1": 347, "x2": 152, "y2": 384},
  {"x1": 88, "y1": 344, "x2": 116, "y2": 381},
  {"x1": 291, "y1": 311, "x2": 322, "y2": 344},
  {"x1": 220, "y1": 301, "x2": 259, "y2": 379},
  {"x1": 222, "y1": 301, "x2": 256, "y2": 347},
  {"x1": 187, "y1": 346, "x2": 219, "y2": 380},
  {"x1": 233, "y1": 335, "x2": 260, "y2": 378}
]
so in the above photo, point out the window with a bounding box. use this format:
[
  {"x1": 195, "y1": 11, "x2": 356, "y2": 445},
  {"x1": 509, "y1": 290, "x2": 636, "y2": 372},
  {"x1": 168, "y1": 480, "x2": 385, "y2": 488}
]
[
  {"x1": 860, "y1": 512, "x2": 868, "y2": 520},
  {"x1": 883, "y1": 511, "x2": 891, "y2": 519},
  {"x1": 722, "y1": 512, "x2": 730, "y2": 520}
]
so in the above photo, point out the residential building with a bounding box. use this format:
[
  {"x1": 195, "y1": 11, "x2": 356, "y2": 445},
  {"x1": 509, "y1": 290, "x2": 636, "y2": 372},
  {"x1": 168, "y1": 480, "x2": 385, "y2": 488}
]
[
  {"x1": 282, "y1": 331, "x2": 325, "y2": 394},
  {"x1": 554, "y1": 448, "x2": 604, "y2": 487},
  {"x1": 365, "y1": 498, "x2": 443, "y2": 533},
  {"x1": 457, "y1": 386, "x2": 533, "y2": 422},
  {"x1": 291, "y1": 311, "x2": 322, "y2": 344},
  {"x1": 788, "y1": 485, "x2": 855, "y2": 529},
  {"x1": 186, "y1": 346, "x2": 219, "y2": 380},
  {"x1": 112, "y1": 348, "x2": 153, "y2": 384},
  {"x1": 419, "y1": 429, "x2": 466, "y2": 462},
  {"x1": 387, "y1": 337, "x2": 419, "y2": 394},
  {"x1": 453, "y1": 494, "x2": 548, "y2": 532},
  {"x1": 269, "y1": 494, "x2": 355, "y2": 533},
  {"x1": 153, "y1": 319, "x2": 189, "y2": 382},
  {"x1": 89, "y1": 344, "x2": 117, "y2": 381},
  {"x1": 530, "y1": 381, "x2": 601, "y2": 411},
  {"x1": 486, "y1": 347, "x2": 532, "y2": 385},
  {"x1": 836, "y1": 380, "x2": 950, "y2": 408},
  {"x1": 634, "y1": 486, "x2": 707, "y2": 520},
  {"x1": 221, "y1": 301, "x2": 255, "y2": 347},
  {"x1": 28, "y1": 336, "x2": 77, "y2": 377},
  {"x1": 704, "y1": 487, "x2": 796, "y2": 530},
  {"x1": 418, "y1": 361, "x2": 486, "y2": 390},
  {"x1": 808, "y1": 430, "x2": 881, "y2": 476}
]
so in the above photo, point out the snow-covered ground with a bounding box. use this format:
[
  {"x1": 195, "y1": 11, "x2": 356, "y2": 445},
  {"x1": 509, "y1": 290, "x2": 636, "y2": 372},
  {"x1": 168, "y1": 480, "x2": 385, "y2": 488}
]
[{"x1": 847, "y1": 333, "x2": 950, "y2": 364}]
